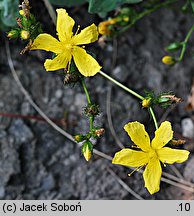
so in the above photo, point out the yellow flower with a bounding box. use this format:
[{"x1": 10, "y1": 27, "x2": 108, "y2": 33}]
[
  {"x1": 112, "y1": 121, "x2": 190, "y2": 194},
  {"x1": 30, "y1": 9, "x2": 101, "y2": 77}
]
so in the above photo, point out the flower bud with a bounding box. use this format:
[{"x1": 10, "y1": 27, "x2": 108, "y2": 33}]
[
  {"x1": 122, "y1": 16, "x2": 129, "y2": 22},
  {"x1": 19, "y1": 9, "x2": 25, "y2": 16},
  {"x1": 142, "y1": 98, "x2": 152, "y2": 108},
  {"x1": 170, "y1": 139, "x2": 186, "y2": 145},
  {"x1": 95, "y1": 128, "x2": 105, "y2": 137},
  {"x1": 82, "y1": 141, "x2": 93, "y2": 162},
  {"x1": 7, "y1": 29, "x2": 20, "y2": 39},
  {"x1": 84, "y1": 104, "x2": 100, "y2": 117},
  {"x1": 98, "y1": 18, "x2": 117, "y2": 35},
  {"x1": 20, "y1": 30, "x2": 30, "y2": 40},
  {"x1": 158, "y1": 94, "x2": 182, "y2": 108},
  {"x1": 162, "y1": 56, "x2": 175, "y2": 65},
  {"x1": 74, "y1": 134, "x2": 85, "y2": 142}
]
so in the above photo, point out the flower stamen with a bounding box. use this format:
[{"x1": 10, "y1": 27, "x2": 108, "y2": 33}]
[
  {"x1": 128, "y1": 165, "x2": 144, "y2": 177},
  {"x1": 75, "y1": 25, "x2": 80, "y2": 36}
]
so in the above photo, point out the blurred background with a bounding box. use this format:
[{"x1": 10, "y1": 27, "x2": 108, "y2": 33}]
[{"x1": 0, "y1": 0, "x2": 194, "y2": 199}]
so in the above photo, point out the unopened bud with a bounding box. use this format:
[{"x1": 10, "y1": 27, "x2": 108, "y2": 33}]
[
  {"x1": 158, "y1": 94, "x2": 182, "y2": 108},
  {"x1": 95, "y1": 128, "x2": 105, "y2": 137},
  {"x1": 170, "y1": 139, "x2": 186, "y2": 145},
  {"x1": 19, "y1": 10, "x2": 25, "y2": 16},
  {"x1": 162, "y1": 56, "x2": 176, "y2": 65},
  {"x1": 74, "y1": 134, "x2": 85, "y2": 142},
  {"x1": 20, "y1": 30, "x2": 30, "y2": 40},
  {"x1": 7, "y1": 29, "x2": 20, "y2": 39},
  {"x1": 84, "y1": 104, "x2": 100, "y2": 117},
  {"x1": 142, "y1": 98, "x2": 152, "y2": 108},
  {"x1": 123, "y1": 16, "x2": 129, "y2": 22},
  {"x1": 98, "y1": 18, "x2": 117, "y2": 35},
  {"x1": 82, "y1": 141, "x2": 93, "y2": 162}
]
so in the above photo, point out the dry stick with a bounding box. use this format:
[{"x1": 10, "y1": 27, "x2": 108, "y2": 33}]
[
  {"x1": 162, "y1": 171, "x2": 194, "y2": 188},
  {"x1": 106, "y1": 37, "x2": 125, "y2": 149},
  {"x1": 169, "y1": 165, "x2": 184, "y2": 180},
  {"x1": 5, "y1": 41, "x2": 111, "y2": 161},
  {"x1": 161, "y1": 177, "x2": 194, "y2": 193},
  {"x1": 42, "y1": 0, "x2": 56, "y2": 24},
  {"x1": 6, "y1": 41, "x2": 194, "y2": 194},
  {"x1": 107, "y1": 168, "x2": 144, "y2": 200},
  {"x1": 107, "y1": 86, "x2": 125, "y2": 149}
]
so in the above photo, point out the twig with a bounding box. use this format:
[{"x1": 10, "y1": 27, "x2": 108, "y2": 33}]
[
  {"x1": 169, "y1": 165, "x2": 184, "y2": 180},
  {"x1": 162, "y1": 171, "x2": 194, "y2": 188},
  {"x1": 107, "y1": 168, "x2": 144, "y2": 200},
  {"x1": 0, "y1": 112, "x2": 65, "y2": 125},
  {"x1": 106, "y1": 86, "x2": 125, "y2": 149},
  {"x1": 5, "y1": 40, "x2": 112, "y2": 162},
  {"x1": 158, "y1": 105, "x2": 177, "y2": 125},
  {"x1": 42, "y1": 0, "x2": 56, "y2": 24},
  {"x1": 161, "y1": 176, "x2": 194, "y2": 193}
]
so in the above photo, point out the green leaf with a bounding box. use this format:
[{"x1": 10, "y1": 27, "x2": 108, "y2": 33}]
[
  {"x1": 49, "y1": 0, "x2": 86, "y2": 7},
  {"x1": 190, "y1": 0, "x2": 194, "y2": 13},
  {"x1": 165, "y1": 42, "x2": 183, "y2": 52},
  {"x1": 88, "y1": 0, "x2": 143, "y2": 15},
  {"x1": 0, "y1": 0, "x2": 19, "y2": 29}
]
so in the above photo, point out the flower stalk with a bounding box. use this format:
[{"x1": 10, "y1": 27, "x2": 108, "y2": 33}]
[
  {"x1": 118, "y1": 0, "x2": 179, "y2": 35},
  {"x1": 178, "y1": 24, "x2": 194, "y2": 62},
  {"x1": 99, "y1": 70, "x2": 144, "y2": 100},
  {"x1": 80, "y1": 78, "x2": 94, "y2": 131},
  {"x1": 99, "y1": 70, "x2": 159, "y2": 129}
]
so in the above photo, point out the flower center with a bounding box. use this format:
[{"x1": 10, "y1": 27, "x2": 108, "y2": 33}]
[
  {"x1": 64, "y1": 43, "x2": 72, "y2": 50},
  {"x1": 148, "y1": 149, "x2": 157, "y2": 160}
]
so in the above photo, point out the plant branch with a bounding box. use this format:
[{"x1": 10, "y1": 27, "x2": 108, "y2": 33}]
[
  {"x1": 80, "y1": 78, "x2": 94, "y2": 131},
  {"x1": 178, "y1": 24, "x2": 194, "y2": 62},
  {"x1": 99, "y1": 70, "x2": 144, "y2": 100},
  {"x1": 119, "y1": 0, "x2": 179, "y2": 34},
  {"x1": 149, "y1": 107, "x2": 158, "y2": 130}
]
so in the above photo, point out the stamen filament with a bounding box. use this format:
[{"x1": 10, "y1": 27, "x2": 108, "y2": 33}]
[{"x1": 128, "y1": 165, "x2": 144, "y2": 177}]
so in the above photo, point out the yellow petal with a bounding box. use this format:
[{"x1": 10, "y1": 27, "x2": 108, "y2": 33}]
[
  {"x1": 151, "y1": 121, "x2": 173, "y2": 149},
  {"x1": 157, "y1": 147, "x2": 190, "y2": 164},
  {"x1": 30, "y1": 33, "x2": 63, "y2": 54},
  {"x1": 112, "y1": 149, "x2": 149, "y2": 167},
  {"x1": 72, "y1": 24, "x2": 98, "y2": 45},
  {"x1": 44, "y1": 53, "x2": 71, "y2": 71},
  {"x1": 72, "y1": 46, "x2": 101, "y2": 76},
  {"x1": 56, "y1": 9, "x2": 75, "y2": 42},
  {"x1": 143, "y1": 158, "x2": 162, "y2": 194},
  {"x1": 124, "y1": 121, "x2": 151, "y2": 152}
]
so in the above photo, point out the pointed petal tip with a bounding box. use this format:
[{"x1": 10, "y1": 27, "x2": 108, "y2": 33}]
[{"x1": 146, "y1": 186, "x2": 160, "y2": 195}]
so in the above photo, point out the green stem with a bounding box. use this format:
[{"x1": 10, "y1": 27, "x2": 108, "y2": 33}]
[
  {"x1": 90, "y1": 116, "x2": 94, "y2": 131},
  {"x1": 119, "y1": 0, "x2": 179, "y2": 34},
  {"x1": 178, "y1": 25, "x2": 194, "y2": 62},
  {"x1": 149, "y1": 107, "x2": 158, "y2": 130},
  {"x1": 80, "y1": 78, "x2": 92, "y2": 104},
  {"x1": 99, "y1": 71, "x2": 144, "y2": 100},
  {"x1": 80, "y1": 78, "x2": 94, "y2": 130},
  {"x1": 99, "y1": 70, "x2": 159, "y2": 129}
]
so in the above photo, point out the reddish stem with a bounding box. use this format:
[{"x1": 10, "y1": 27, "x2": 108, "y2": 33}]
[{"x1": 0, "y1": 112, "x2": 65, "y2": 126}]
